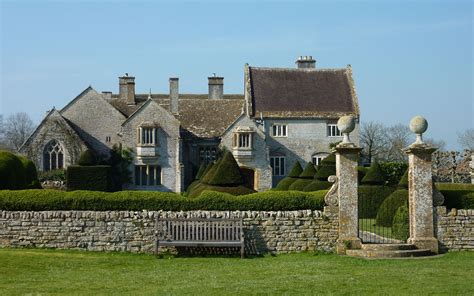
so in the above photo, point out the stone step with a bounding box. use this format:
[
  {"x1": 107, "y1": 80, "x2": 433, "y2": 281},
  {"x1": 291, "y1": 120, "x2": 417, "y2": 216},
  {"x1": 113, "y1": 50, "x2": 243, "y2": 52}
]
[
  {"x1": 346, "y1": 249, "x2": 432, "y2": 258},
  {"x1": 361, "y1": 244, "x2": 417, "y2": 251}
]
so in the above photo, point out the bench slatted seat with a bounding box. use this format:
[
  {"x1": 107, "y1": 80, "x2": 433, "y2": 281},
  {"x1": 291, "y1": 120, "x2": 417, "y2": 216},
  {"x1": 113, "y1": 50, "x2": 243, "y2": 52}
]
[{"x1": 155, "y1": 218, "x2": 244, "y2": 258}]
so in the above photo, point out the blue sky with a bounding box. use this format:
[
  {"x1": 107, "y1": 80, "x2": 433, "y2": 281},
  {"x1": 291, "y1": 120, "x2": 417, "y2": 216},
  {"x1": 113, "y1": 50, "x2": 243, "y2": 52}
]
[{"x1": 1, "y1": 0, "x2": 472, "y2": 150}]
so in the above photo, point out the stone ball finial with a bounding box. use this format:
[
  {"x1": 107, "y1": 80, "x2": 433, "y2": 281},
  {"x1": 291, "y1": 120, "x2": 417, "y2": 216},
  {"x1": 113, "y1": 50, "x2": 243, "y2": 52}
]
[
  {"x1": 409, "y1": 115, "x2": 428, "y2": 144},
  {"x1": 337, "y1": 115, "x2": 355, "y2": 144}
]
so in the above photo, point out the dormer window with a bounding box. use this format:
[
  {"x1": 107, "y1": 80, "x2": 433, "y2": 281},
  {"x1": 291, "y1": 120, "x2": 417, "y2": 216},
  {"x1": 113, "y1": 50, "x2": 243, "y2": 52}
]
[
  {"x1": 232, "y1": 126, "x2": 254, "y2": 149},
  {"x1": 137, "y1": 125, "x2": 159, "y2": 146}
]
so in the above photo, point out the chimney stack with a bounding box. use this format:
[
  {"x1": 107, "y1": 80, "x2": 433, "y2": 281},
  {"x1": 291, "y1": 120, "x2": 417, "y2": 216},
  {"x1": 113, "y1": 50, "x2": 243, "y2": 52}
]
[
  {"x1": 296, "y1": 56, "x2": 316, "y2": 69},
  {"x1": 119, "y1": 73, "x2": 136, "y2": 105},
  {"x1": 169, "y1": 77, "x2": 179, "y2": 114},
  {"x1": 208, "y1": 74, "x2": 224, "y2": 100}
]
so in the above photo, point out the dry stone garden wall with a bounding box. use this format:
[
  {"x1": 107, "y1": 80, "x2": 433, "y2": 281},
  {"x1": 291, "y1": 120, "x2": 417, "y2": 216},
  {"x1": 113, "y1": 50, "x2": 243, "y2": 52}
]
[
  {"x1": 0, "y1": 209, "x2": 338, "y2": 254},
  {"x1": 435, "y1": 206, "x2": 474, "y2": 252}
]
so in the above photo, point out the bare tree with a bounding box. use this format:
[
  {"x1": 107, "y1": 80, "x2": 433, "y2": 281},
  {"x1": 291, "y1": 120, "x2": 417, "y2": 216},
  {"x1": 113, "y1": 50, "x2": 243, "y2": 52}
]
[
  {"x1": 425, "y1": 138, "x2": 447, "y2": 151},
  {"x1": 385, "y1": 124, "x2": 412, "y2": 162},
  {"x1": 458, "y1": 128, "x2": 474, "y2": 150},
  {"x1": 360, "y1": 121, "x2": 389, "y2": 164},
  {"x1": 4, "y1": 112, "x2": 35, "y2": 151}
]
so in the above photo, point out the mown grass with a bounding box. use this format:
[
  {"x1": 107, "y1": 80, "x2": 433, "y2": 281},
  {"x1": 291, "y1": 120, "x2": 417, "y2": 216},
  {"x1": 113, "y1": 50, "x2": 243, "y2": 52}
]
[
  {"x1": 359, "y1": 218, "x2": 393, "y2": 237},
  {"x1": 0, "y1": 248, "x2": 473, "y2": 295}
]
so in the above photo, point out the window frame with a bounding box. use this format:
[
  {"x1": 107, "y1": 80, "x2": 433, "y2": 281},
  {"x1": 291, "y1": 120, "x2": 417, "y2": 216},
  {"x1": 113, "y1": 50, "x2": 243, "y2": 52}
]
[
  {"x1": 137, "y1": 126, "x2": 159, "y2": 146},
  {"x1": 327, "y1": 123, "x2": 342, "y2": 137},
  {"x1": 271, "y1": 124, "x2": 288, "y2": 138},
  {"x1": 270, "y1": 156, "x2": 286, "y2": 176},
  {"x1": 134, "y1": 165, "x2": 162, "y2": 186}
]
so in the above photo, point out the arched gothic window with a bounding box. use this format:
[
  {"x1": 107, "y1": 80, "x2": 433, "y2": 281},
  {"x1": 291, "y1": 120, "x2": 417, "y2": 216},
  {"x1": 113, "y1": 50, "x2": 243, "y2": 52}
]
[{"x1": 43, "y1": 140, "x2": 64, "y2": 170}]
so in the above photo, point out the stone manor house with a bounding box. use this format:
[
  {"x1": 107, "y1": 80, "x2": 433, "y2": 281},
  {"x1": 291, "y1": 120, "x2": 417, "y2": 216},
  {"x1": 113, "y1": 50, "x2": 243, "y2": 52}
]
[{"x1": 20, "y1": 56, "x2": 360, "y2": 192}]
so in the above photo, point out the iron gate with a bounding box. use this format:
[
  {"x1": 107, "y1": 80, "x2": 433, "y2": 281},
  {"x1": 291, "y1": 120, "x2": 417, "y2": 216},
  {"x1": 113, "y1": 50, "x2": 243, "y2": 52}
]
[{"x1": 358, "y1": 192, "x2": 408, "y2": 244}]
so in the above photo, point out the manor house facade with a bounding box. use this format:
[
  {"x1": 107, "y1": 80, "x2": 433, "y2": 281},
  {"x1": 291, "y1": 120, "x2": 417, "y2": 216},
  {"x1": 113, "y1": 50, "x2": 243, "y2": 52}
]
[{"x1": 20, "y1": 56, "x2": 360, "y2": 191}]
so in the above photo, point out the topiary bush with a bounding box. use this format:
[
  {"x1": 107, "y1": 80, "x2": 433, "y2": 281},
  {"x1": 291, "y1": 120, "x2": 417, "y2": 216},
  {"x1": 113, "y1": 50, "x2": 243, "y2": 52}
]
[
  {"x1": 288, "y1": 161, "x2": 303, "y2": 178},
  {"x1": 392, "y1": 204, "x2": 409, "y2": 241},
  {"x1": 0, "y1": 151, "x2": 26, "y2": 190},
  {"x1": 398, "y1": 168, "x2": 409, "y2": 189},
  {"x1": 194, "y1": 163, "x2": 206, "y2": 180},
  {"x1": 188, "y1": 183, "x2": 255, "y2": 198},
  {"x1": 77, "y1": 149, "x2": 97, "y2": 166},
  {"x1": 357, "y1": 166, "x2": 369, "y2": 184},
  {"x1": 288, "y1": 179, "x2": 313, "y2": 191},
  {"x1": 314, "y1": 154, "x2": 336, "y2": 181},
  {"x1": 18, "y1": 156, "x2": 41, "y2": 189},
  {"x1": 379, "y1": 162, "x2": 408, "y2": 185},
  {"x1": 207, "y1": 151, "x2": 244, "y2": 186},
  {"x1": 361, "y1": 161, "x2": 386, "y2": 185},
  {"x1": 0, "y1": 189, "x2": 327, "y2": 211},
  {"x1": 375, "y1": 189, "x2": 408, "y2": 227},
  {"x1": 66, "y1": 165, "x2": 114, "y2": 192},
  {"x1": 274, "y1": 177, "x2": 299, "y2": 191},
  {"x1": 200, "y1": 160, "x2": 219, "y2": 184},
  {"x1": 303, "y1": 180, "x2": 332, "y2": 192},
  {"x1": 358, "y1": 185, "x2": 396, "y2": 218},
  {"x1": 299, "y1": 162, "x2": 317, "y2": 179}
]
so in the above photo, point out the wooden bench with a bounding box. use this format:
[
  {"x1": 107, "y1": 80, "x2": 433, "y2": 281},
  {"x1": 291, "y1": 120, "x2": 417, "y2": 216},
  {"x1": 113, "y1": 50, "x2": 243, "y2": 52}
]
[{"x1": 155, "y1": 218, "x2": 245, "y2": 258}]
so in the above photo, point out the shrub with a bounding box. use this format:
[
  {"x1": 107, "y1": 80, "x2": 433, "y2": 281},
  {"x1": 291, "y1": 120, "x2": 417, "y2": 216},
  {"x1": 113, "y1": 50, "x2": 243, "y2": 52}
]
[
  {"x1": 315, "y1": 154, "x2": 336, "y2": 181},
  {"x1": 299, "y1": 162, "x2": 317, "y2": 179},
  {"x1": 188, "y1": 183, "x2": 255, "y2": 198},
  {"x1": 66, "y1": 165, "x2": 114, "y2": 192},
  {"x1": 0, "y1": 189, "x2": 327, "y2": 211},
  {"x1": 379, "y1": 162, "x2": 408, "y2": 185},
  {"x1": 436, "y1": 183, "x2": 474, "y2": 209},
  {"x1": 200, "y1": 160, "x2": 219, "y2": 184},
  {"x1": 288, "y1": 161, "x2": 303, "y2": 178},
  {"x1": 207, "y1": 151, "x2": 244, "y2": 186},
  {"x1": 375, "y1": 189, "x2": 408, "y2": 227},
  {"x1": 194, "y1": 163, "x2": 206, "y2": 180},
  {"x1": 274, "y1": 177, "x2": 299, "y2": 191},
  {"x1": 358, "y1": 185, "x2": 395, "y2": 218},
  {"x1": 288, "y1": 179, "x2": 313, "y2": 191},
  {"x1": 303, "y1": 180, "x2": 332, "y2": 192},
  {"x1": 0, "y1": 151, "x2": 26, "y2": 190},
  {"x1": 38, "y1": 169, "x2": 65, "y2": 182},
  {"x1": 398, "y1": 169, "x2": 409, "y2": 189},
  {"x1": 18, "y1": 156, "x2": 40, "y2": 189},
  {"x1": 361, "y1": 161, "x2": 386, "y2": 185},
  {"x1": 77, "y1": 149, "x2": 97, "y2": 166},
  {"x1": 392, "y1": 204, "x2": 409, "y2": 241},
  {"x1": 357, "y1": 166, "x2": 368, "y2": 184}
]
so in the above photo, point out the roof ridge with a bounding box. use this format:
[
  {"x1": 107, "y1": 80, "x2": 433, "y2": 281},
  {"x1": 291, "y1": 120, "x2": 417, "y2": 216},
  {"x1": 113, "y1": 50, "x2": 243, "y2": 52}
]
[{"x1": 250, "y1": 66, "x2": 347, "y2": 72}]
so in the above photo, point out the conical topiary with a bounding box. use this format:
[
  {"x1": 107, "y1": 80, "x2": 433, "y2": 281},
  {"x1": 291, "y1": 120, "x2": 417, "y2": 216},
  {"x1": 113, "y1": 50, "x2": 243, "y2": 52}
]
[
  {"x1": 0, "y1": 151, "x2": 26, "y2": 189},
  {"x1": 195, "y1": 162, "x2": 206, "y2": 180},
  {"x1": 200, "y1": 160, "x2": 219, "y2": 184},
  {"x1": 288, "y1": 161, "x2": 303, "y2": 178},
  {"x1": 361, "y1": 161, "x2": 386, "y2": 185},
  {"x1": 314, "y1": 154, "x2": 336, "y2": 181},
  {"x1": 398, "y1": 168, "x2": 408, "y2": 189},
  {"x1": 299, "y1": 162, "x2": 317, "y2": 179},
  {"x1": 208, "y1": 151, "x2": 244, "y2": 186},
  {"x1": 77, "y1": 149, "x2": 97, "y2": 166}
]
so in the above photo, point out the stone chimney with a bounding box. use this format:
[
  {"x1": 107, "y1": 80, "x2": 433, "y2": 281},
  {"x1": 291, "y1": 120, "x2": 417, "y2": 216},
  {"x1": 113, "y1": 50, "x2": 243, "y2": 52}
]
[
  {"x1": 296, "y1": 56, "x2": 316, "y2": 69},
  {"x1": 208, "y1": 74, "x2": 224, "y2": 100},
  {"x1": 169, "y1": 77, "x2": 179, "y2": 114},
  {"x1": 119, "y1": 73, "x2": 136, "y2": 105}
]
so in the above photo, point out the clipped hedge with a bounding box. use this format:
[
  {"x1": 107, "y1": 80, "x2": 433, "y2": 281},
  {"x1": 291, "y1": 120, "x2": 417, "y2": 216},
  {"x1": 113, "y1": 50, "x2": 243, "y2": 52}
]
[
  {"x1": 0, "y1": 189, "x2": 327, "y2": 211},
  {"x1": 18, "y1": 156, "x2": 41, "y2": 189},
  {"x1": 207, "y1": 151, "x2": 244, "y2": 186},
  {"x1": 303, "y1": 180, "x2": 332, "y2": 192},
  {"x1": 288, "y1": 179, "x2": 313, "y2": 191},
  {"x1": 361, "y1": 161, "x2": 386, "y2": 185},
  {"x1": 398, "y1": 169, "x2": 409, "y2": 189},
  {"x1": 375, "y1": 189, "x2": 408, "y2": 227},
  {"x1": 188, "y1": 183, "x2": 255, "y2": 198},
  {"x1": 287, "y1": 161, "x2": 303, "y2": 178},
  {"x1": 358, "y1": 185, "x2": 395, "y2": 218},
  {"x1": 379, "y1": 162, "x2": 408, "y2": 185},
  {"x1": 274, "y1": 177, "x2": 299, "y2": 190},
  {"x1": 357, "y1": 166, "x2": 368, "y2": 184},
  {"x1": 392, "y1": 204, "x2": 409, "y2": 241},
  {"x1": 299, "y1": 162, "x2": 317, "y2": 179},
  {"x1": 436, "y1": 183, "x2": 474, "y2": 209},
  {"x1": 0, "y1": 151, "x2": 26, "y2": 190},
  {"x1": 314, "y1": 154, "x2": 335, "y2": 181},
  {"x1": 66, "y1": 165, "x2": 114, "y2": 192}
]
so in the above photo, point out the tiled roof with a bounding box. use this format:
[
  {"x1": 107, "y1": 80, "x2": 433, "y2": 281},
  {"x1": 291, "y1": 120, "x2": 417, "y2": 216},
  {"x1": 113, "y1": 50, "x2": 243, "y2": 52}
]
[
  {"x1": 249, "y1": 66, "x2": 359, "y2": 118},
  {"x1": 106, "y1": 94, "x2": 244, "y2": 138}
]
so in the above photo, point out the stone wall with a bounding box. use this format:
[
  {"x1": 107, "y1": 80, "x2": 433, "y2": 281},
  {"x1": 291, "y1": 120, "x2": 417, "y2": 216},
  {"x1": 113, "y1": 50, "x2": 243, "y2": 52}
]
[
  {"x1": 0, "y1": 210, "x2": 338, "y2": 254},
  {"x1": 435, "y1": 206, "x2": 474, "y2": 251}
]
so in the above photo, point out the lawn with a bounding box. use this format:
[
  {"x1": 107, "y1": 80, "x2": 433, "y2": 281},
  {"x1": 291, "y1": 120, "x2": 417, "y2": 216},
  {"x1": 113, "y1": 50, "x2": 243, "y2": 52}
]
[
  {"x1": 1, "y1": 249, "x2": 473, "y2": 295},
  {"x1": 359, "y1": 218, "x2": 393, "y2": 237}
]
